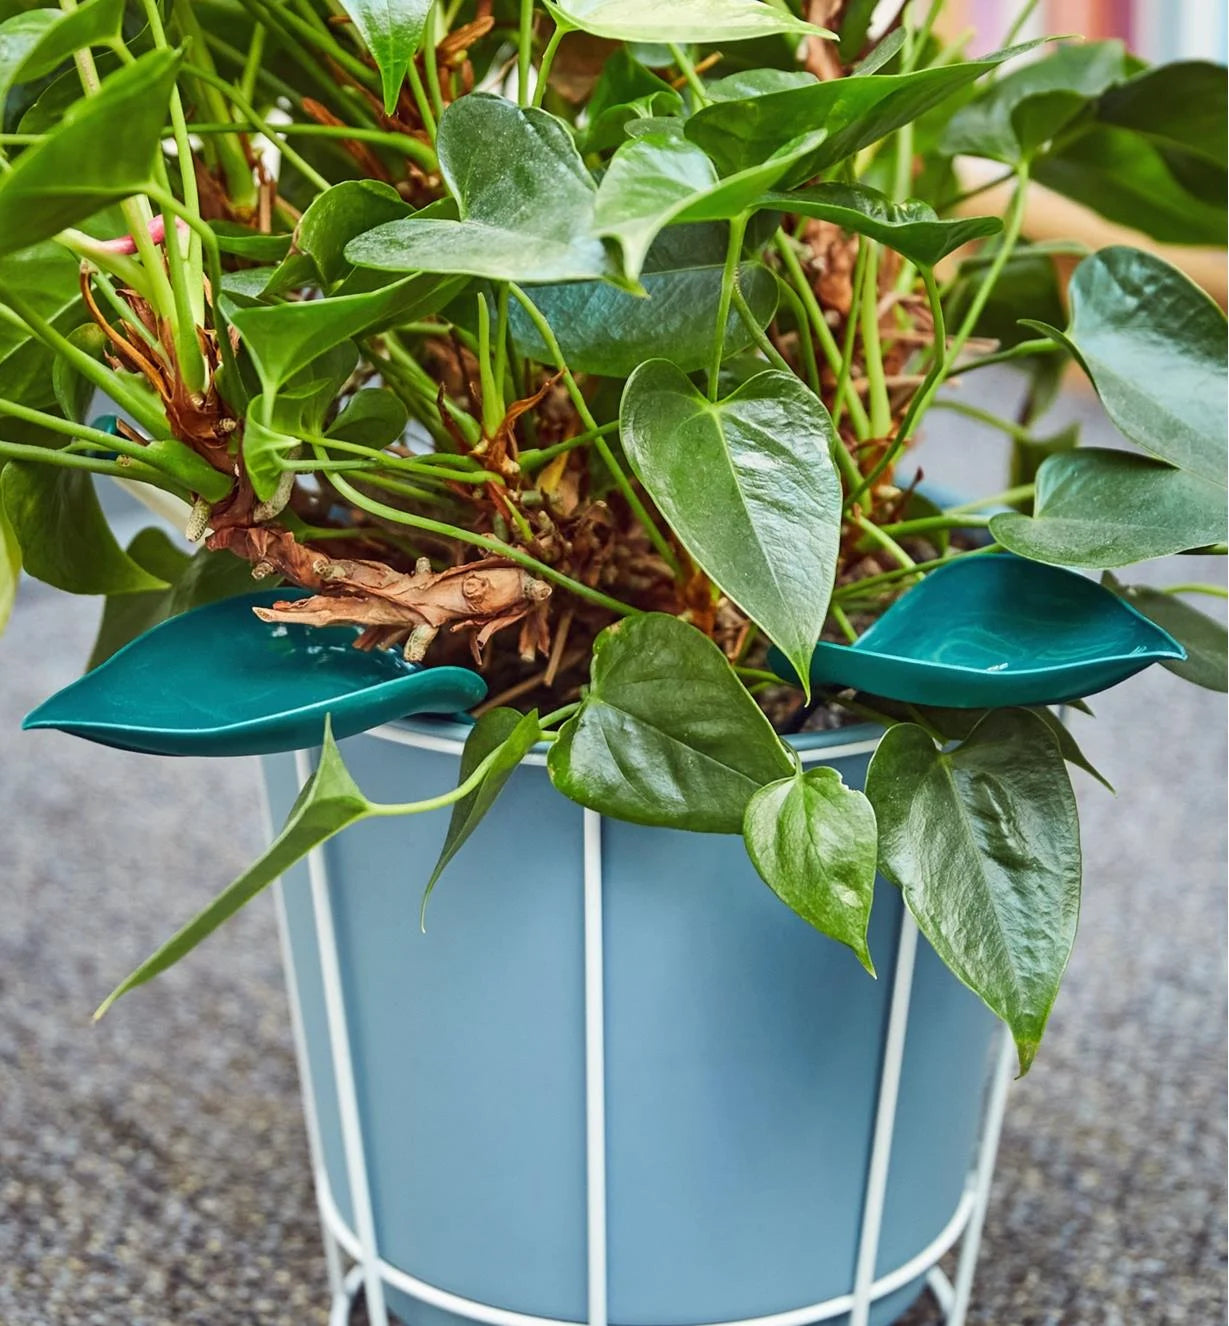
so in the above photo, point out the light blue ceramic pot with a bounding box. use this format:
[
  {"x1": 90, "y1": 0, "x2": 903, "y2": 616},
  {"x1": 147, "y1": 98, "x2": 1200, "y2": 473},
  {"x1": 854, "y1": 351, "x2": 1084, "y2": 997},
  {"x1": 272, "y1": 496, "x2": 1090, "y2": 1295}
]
[{"x1": 264, "y1": 717, "x2": 1001, "y2": 1326}]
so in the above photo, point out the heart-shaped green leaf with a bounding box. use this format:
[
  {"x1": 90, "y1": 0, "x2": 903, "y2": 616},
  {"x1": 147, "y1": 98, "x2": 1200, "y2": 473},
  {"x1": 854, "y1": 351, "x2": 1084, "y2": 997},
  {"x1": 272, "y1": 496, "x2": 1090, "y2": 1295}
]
[
  {"x1": 1034, "y1": 247, "x2": 1227, "y2": 482},
  {"x1": 326, "y1": 387, "x2": 409, "y2": 449},
  {"x1": 686, "y1": 40, "x2": 1041, "y2": 182},
  {"x1": 760, "y1": 182, "x2": 1001, "y2": 267},
  {"x1": 95, "y1": 716, "x2": 375, "y2": 1017},
  {"x1": 582, "y1": 47, "x2": 683, "y2": 154},
  {"x1": 421, "y1": 707, "x2": 542, "y2": 922},
  {"x1": 346, "y1": 94, "x2": 617, "y2": 285},
  {"x1": 1102, "y1": 574, "x2": 1227, "y2": 693},
  {"x1": 547, "y1": 612, "x2": 792, "y2": 833},
  {"x1": 296, "y1": 179, "x2": 412, "y2": 286},
  {"x1": 1, "y1": 461, "x2": 169, "y2": 595},
  {"x1": 991, "y1": 448, "x2": 1227, "y2": 568},
  {"x1": 0, "y1": 241, "x2": 83, "y2": 408},
  {"x1": 866, "y1": 709, "x2": 1082, "y2": 1073},
  {"x1": 545, "y1": 0, "x2": 825, "y2": 43},
  {"x1": 941, "y1": 40, "x2": 1129, "y2": 164},
  {"x1": 621, "y1": 363, "x2": 841, "y2": 694},
  {"x1": 1095, "y1": 60, "x2": 1227, "y2": 169},
  {"x1": 743, "y1": 767, "x2": 878, "y2": 973},
  {"x1": 0, "y1": 0, "x2": 124, "y2": 107},
  {"x1": 508, "y1": 224, "x2": 777, "y2": 376},
  {"x1": 230, "y1": 272, "x2": 461, "y2": 392},
  {"x1": 0, "y1": 48, "x2": 180, "y2": 258},
  {"x1": 336, "y1": 0, "x2": 431, "y2": 114}
]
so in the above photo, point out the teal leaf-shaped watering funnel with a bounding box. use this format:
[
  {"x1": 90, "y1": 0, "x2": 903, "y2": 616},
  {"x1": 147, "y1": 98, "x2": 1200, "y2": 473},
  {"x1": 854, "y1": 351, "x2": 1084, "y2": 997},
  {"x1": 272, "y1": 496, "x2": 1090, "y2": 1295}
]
[
  {"x1": 23, "y1": 591, "x2": 488, "y2": 756},
  {"x1": 770, "y1": 555, "x2": 1184, "y2": 708}
]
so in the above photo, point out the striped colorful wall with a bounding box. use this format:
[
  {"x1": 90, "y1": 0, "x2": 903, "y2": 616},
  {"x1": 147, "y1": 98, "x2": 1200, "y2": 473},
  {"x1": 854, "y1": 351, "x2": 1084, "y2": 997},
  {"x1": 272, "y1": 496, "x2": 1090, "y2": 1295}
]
[{"x1": 934, "y1": 0, "x2": 1229, "y2": 63}]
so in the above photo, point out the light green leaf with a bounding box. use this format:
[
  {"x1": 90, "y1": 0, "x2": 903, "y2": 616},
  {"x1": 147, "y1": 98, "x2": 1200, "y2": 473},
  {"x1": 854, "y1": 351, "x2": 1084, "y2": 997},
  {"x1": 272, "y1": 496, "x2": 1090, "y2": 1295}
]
[
  {"x1": 547, "y1": 613, "x2": 792, "y2": 832},
  {"x1": 0, "y1": 485, "x2": 19, "y2": 634},
  {"x1": 51, "y1": 323, "x2": 106, "y2": 423},
  {"x1": 0, "y1": 48, "x2": 180, "y2": 258},
  {"x1": 346, "y1": 94, "x2": 617, "y2": 285},
  {"x1": 686, "y1": 40, "x2": 1041, "y2": 183},
  {"x1": 0, "y1": 10, "x2": 59, "y2": 107},
  {"x1": 337, "y1": 0, "x2": 431, "y2": 114},
  {"x1": 1, "y1": 461, "x2": 169, "y2": 595},
  {"x1": 1102, "y1": 574, "x2": 1227, "y2": 693},
  {"x1": 760, "y1": 182, "x2": 1001, "y2": 267},
  {"x1": 581, "y1": 47, "x2": 682, "y2": 153},
  {"x1": 230, "y1": 272, "x2": 461, "y2": 391},
  {"x1": 421, "y1": 707, "x2": 542, "y2": 922},
  {"x1": 0, "y1": 241, "x2": 82, "y2": 409},
  {"x1": 545, "y1": 0, "x2": 826, "y2": 43},
  {"x1": 620, "y1": 363, "x2": 841, "y2": 694},
  {"x1": 743, "y1": 767, "x2": 878, "y2": 973},
  {"x1": 866, "y1": 710, "x2": 1082, "y2": 1073},
  {"x1": 296, "y1": 179, "x2": 411, "y2": 286},
  {"x1": 0, "y1": 0, "x2": 123, "y2": 100},
  {"x1": 243, "y1": 400, "x2": 301, "y2": 503},
  {"x1": 95, "y1": 717, "x2": 374, "y2": 1017},
  {"x1": 991, "y1": 448, "x2": 1227, "y2": 569},
  {"x1": 507, "y1": 223, "x2": 778, "y2": 377},
  {"x1": 941, "y1": 40, "x2": 1129, "y2": 164}
]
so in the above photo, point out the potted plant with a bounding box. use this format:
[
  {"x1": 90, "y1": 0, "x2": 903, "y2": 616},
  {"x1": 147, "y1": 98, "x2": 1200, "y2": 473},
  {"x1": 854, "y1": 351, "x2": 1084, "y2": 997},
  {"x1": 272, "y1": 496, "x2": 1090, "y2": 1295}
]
[{"x1": 1, "y1": 1, "x2": 1224, "y2": 1322}]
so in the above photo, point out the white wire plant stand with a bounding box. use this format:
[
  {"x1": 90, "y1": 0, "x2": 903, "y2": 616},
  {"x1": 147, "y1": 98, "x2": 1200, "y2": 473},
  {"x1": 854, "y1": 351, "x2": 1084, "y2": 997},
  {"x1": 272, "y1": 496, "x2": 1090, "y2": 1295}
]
[{"x1": 268, "y1": 730, "x2": 1016, "y2": 1326}]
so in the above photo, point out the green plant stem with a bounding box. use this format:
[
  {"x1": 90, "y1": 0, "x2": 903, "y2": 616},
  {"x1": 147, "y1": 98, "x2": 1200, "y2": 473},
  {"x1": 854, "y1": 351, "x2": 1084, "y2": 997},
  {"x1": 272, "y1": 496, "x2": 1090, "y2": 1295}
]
[
  {"x1": 85, "y1": 269, "x2": 162, "y2": 352},
  {"x1": 831, "y1": 238, "x2": 869, "y2": 433},
  {"x1": 734, "y1": 666, "x2": 784, "y2": 686},
  {"x1": 519, "y1": 421, "x2": 621, "y2": 472},
  {"x1": 943, "y1": 484, "x2": 1035, "y2": 513},
  {"x1": 326, "y1": 468, "x2": 639, "y2": 618},
  {"x1": 371, "y1": 742, "x2": 508, "y2": 817},
  {"x1": 0, "y1": 282, "x2": 169, "y2": 437},
  {"x1": 57, "y1": 229, "x2": 151, "y2": 298},
  {"x1": 423, "y1": 2, "x2": 445, "y2": 121},
  {"x1": 668, "y1": 43, "x2": 710, "y2": 106},
  {"x1": 774, "y1": 233, "x2": 870, "y2": 437},
  {"x1": 238, "y1": 19, "x2": 266, "y2": 102},
  {"x1": 852, "y1": 512, "x2": 915, "y2": 568},
  {"x1": 954, "y1": 337, "x2": 1062, "y2": 375},
  {"x1": 532, "y1": 23, "x2": 565, "y2": 107},
  {"x1": 493, "y1": 284, "x2": 512, "y2": 408},
  {"x1": 930, "y1": 396, "x2": 1035, "y2": 442},
  {"x1": 0, "y1": 438, "x2": 188, "y2": 493},
  {"x1": 517, "y1": 0, "x2": 535, "y2": 104},
  {"x1": 508, "y1": 284, "x2": 680, "y2": 574},
  {"x1": 878, "y1": 511, "x2": 991, "y2": 537},
  {"x1": 183, "y1": 63, "x2": 333, "y2": 191},
  {"x1": 859, "y1": 243, "x2": 891, "y2": 437},
  {"x1": 1165, "y1": 583, "x2": 1228, "y2": 597},
  {"x1": 772, "y1": 278, "x2": 821, "y2": 396},
  {"x1": 936, "y1": 168, "x2": 1015, "y2": 213},
  {"x1": 405, "y1": 58, "x2": 438, "y2": 139},
  {"x1": 475, "y1": 294, "x2": 502, "y2": 435},
  {"x1": 1004, "y1": 0, "x2": 1043, "y2": 44},
  {"x1": 710, "y1": 214, "x2": 749, "y2": 397},
  {"x1": 830, "y1": 602, "x2": 858, "y2": 644},
  {"x1": 832, "y1": 543, "x2": 1000, "y2": 601},
  {"x1": 731, "y1": 285, "x2": 791, "y2": 375},
  {"x1": 540, "y1": 702, "x2": 580, "y2": 728}
]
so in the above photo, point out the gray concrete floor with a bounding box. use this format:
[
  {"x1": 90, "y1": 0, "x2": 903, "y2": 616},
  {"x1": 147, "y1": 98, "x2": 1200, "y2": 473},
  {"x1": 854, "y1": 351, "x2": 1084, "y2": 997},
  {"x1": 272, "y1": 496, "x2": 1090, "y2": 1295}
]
[{"x1": 1, "y1": 373, "x2": 1225, "y2": 1324}]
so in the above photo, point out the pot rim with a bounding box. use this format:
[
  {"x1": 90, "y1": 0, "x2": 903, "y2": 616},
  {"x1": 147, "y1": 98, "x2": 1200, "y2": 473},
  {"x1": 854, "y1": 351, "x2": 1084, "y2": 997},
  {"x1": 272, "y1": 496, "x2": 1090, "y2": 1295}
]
[{"x1": 367, "y1": 714, "x2": 883, "y2": 768}]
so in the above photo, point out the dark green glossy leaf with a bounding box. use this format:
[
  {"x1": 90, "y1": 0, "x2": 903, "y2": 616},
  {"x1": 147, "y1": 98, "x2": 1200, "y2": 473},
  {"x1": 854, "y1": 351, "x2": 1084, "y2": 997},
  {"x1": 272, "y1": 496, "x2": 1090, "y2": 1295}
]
[
  {"x1": 686, "y1": 41, "x2": 1040, "y2": 183},
  {"x1": 547, "y1": 612, "x2": 792, "y2": 832},
  {"x1": 706, "y1": 69, "x2": 818, "y2": 101},
  {"x1": 337, "y1": 0, "x2": 431, "y2": 113},
  {"x1": 1036, "y1": 247, "x2": 1227, "y2": 481},
  {"x1": 991, "y1": 448, "x2": 1227, "y2": 569},
  {"x1": 209, "y1": 222, "x2": 294, "y2": 263},
  {"x1": 1096, "y1": 60, "x2": 1227, "y2": 168},
  {"x1": 621, "y1": 363, "x2": 840, "y2": 692},
  {"x1": 51, "y1": 323, "x2": 105, "y2": 423},
  {"x1": 347, "y1": 94, "x2": 617, "y2": 285},
  {"x1": 743, "y1": 767, "x2": 878, "y2": 973},
  {"x1": 508, "y1": 223, "x2": 777, "y2": 377},
  {"x1": 1032, "y1": 125, "x2": 1227, "y2": 245},
  {"x1": 837, "y1": 0, "x2": 877, "y2": 62},
  {"x1": 230, "y1": 272, "x2": 460, "y2": 391},
  {"x1": 88, "y1": 528, "x2": 259, "y2": 668},
  {"x1": 421, "y1": 707, "x2": 542, "y2": 922},
  {"x1": 0, "y1": 461, "x2": 169, "y2": 594},
  {"x1": 0, "y1": 10, "x2": 59, "y2": 107},
  {"x1": 762, "y1": 182, "x2": 1001, "y2": 266},
  {"x1": 941, "y1": 40, "x2": 1128, "y2": 164},
  {"x1": 582, "y1": 47, "x2": 682, "y2": 153},
  {"x1": 327, "y1": 387, "x2": 409, "y2": 449},
  {"x1": 1102, "y1": 574, "x2": 1227, "y2": 693},
  {"x1": 297, "y1": 179, "x2": 411, "y2": 286},
  {"x1": 0, "y1": 48, "x2": 180, "y2": 258},
  {"x1": 95, "y1": 716, "x2": 373, "y2": 1017},
  {"x1": 866, "y1": 709, "x2": 1082, "y2": 1072},
  {"x1": 545, "y1": 0, "x2": 824, "y2": 42}
]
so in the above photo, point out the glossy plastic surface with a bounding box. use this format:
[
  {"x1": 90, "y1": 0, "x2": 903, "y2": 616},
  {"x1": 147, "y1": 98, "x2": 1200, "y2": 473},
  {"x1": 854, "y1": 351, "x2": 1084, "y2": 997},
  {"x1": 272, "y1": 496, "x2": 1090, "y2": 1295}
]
[
  {"x1": 772, "y1": 554, "x2": 1184, "y2": 708},
  {"x1": 23, "y1": 591, "x2": 487, "y2": 756}
]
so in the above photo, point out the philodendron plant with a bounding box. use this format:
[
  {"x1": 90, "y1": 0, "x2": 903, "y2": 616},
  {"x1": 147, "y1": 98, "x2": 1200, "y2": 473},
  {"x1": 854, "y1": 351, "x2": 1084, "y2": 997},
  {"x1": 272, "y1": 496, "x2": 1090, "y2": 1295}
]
[{"x1": 1, "y1": 0, "x2": 1224, "y2": 1070}]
